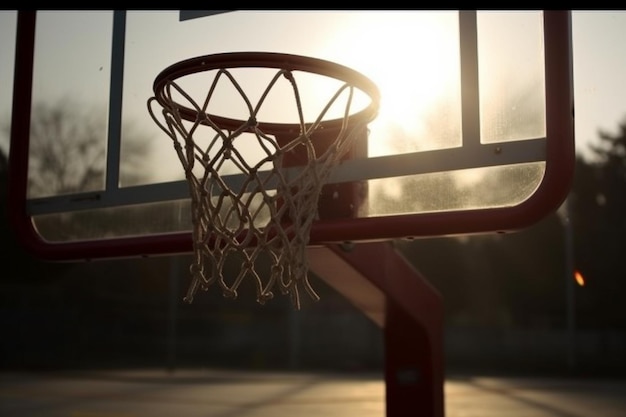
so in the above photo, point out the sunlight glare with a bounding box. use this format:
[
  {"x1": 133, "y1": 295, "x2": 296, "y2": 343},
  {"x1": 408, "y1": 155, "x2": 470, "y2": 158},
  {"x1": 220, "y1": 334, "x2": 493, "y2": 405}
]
[{"x1": 321, "y1": 12, "x2": 460, "y2": 156}]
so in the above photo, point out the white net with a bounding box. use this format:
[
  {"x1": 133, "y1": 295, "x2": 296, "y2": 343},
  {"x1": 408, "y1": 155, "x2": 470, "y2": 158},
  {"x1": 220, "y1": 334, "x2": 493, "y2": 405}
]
[{"x1": 148, "y1": 62, "x2": 376, "y2": 309}]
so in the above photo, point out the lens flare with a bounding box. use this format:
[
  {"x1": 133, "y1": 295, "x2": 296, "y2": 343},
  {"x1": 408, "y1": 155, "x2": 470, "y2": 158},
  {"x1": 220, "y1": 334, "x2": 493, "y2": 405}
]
[{"x1": 574, "y1": 270, "x2": 585, "y2": 287}]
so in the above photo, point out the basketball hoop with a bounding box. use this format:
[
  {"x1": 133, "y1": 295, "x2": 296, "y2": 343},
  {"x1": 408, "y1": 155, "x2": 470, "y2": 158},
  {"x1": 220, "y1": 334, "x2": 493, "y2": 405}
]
[{"x1": 148, "y1": 52, "x2": 379, "y2": 308}]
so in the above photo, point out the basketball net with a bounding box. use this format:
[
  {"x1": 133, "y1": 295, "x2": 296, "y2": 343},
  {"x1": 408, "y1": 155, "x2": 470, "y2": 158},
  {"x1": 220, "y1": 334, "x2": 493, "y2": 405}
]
[{"x1": 148, "y1": 57, "x2": 378, "y2": 309}]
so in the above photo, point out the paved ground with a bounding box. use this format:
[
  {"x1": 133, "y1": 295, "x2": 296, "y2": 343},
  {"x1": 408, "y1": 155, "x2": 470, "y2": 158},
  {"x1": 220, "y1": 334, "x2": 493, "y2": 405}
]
[{"x1": 1, "y1": 369, "x2": 626, "y2": 417}]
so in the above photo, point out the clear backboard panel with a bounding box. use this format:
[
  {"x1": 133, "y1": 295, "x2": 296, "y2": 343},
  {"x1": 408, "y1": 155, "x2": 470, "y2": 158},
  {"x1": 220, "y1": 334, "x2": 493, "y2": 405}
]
[{"x1": 8, "y1": 10, "x2": 574, "y2": 260}]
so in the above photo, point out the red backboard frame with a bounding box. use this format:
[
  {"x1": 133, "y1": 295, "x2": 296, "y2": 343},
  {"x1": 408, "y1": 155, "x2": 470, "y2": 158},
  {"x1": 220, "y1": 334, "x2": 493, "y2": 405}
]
[{"x1": 8, "y1": 11, "x2": 574, "y2": 261}]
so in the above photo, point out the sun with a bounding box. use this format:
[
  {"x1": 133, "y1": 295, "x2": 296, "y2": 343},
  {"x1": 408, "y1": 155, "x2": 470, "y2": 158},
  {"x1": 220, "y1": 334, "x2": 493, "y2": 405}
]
[{"x1": 321, "y1": 11, "x2": 461, "y2": 157}]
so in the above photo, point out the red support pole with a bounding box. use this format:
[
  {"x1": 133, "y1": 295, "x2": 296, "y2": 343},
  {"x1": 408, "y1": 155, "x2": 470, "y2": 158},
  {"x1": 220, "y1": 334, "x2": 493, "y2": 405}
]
[
  {"x1": 385, "y1": 300, "x2": 443, "y2": 417},
  {"x1": 307, "y1": 242, "x2": 444, "y2": 417}
]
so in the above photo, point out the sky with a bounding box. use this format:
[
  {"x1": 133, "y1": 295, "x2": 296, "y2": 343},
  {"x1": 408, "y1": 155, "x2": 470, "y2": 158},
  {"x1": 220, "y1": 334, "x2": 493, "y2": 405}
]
[
  {"x1": 571, "y1": 11, "x2": 626, "y2": 158},
  {"x1": 1, "y1": 10, "x2": 625, "y2": 166}
]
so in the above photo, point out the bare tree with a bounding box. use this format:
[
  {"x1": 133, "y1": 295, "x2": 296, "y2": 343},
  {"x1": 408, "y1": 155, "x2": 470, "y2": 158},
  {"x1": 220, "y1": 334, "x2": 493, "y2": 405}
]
[{"x1": 26, "y1": 99, "x2": 151, "y2": 198}]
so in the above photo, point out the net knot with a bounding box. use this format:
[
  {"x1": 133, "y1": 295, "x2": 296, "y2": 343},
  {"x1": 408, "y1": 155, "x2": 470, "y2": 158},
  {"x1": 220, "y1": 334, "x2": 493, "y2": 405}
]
[
  {"x1": 246, "y1": 116, "x2": 258, "y2": 129},
  {"x1": 282, "y1": 70, "x2": 295, "y2": 83},
  {"x1": 223, "y1": 288, "x2": 238, "y2": 299},
  {"x1": 257, "y1": 291, "x2": 274, "y2": 305}
]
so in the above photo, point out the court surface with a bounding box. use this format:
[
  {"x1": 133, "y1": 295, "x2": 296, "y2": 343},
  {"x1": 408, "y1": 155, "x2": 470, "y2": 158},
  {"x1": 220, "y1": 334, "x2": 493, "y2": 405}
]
[{"x1": 2, "y1": 369, "x2": 625, "y2": 417}]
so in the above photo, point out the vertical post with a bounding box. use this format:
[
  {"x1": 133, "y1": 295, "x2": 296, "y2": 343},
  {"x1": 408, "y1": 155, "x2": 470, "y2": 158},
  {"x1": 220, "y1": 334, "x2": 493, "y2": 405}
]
[
  {"x1": 385, "y1": 300, "x2": 444, "y2": 417},
  {"x1": 308, "y1": 243, "x2": 445, "y2": 417},
  {"x1": 106, "y1": 11, "x2": 126, "y2": 191}
]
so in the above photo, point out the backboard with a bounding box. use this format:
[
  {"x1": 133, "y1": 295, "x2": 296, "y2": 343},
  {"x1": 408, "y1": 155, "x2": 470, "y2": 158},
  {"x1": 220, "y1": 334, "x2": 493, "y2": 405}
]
[{"x1": 7, "y1": 10, "x2": 574, "y2": 261}]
